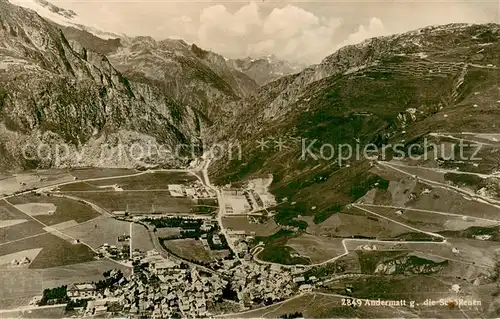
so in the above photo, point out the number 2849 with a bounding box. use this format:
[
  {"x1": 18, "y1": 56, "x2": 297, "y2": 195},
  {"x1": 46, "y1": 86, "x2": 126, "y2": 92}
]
[{"x1": 341, "y1": 298, "x2": 363, "y2": 307}]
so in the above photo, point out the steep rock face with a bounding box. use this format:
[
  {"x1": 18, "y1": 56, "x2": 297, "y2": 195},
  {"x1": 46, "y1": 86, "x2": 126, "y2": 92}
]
[
  {"x1": 208, "y1": 23, "x2": 500, "y2": 226},
  {"x1": 31, "y1": 0, "x2": 76, "y2": 19},
  {"x1": 226, "y1": 55, "x2": 305, "y2": 86},
  {"x1": 8, "y1": 0, "x2": 122, "y2": 39},
  {"x1": 190, "y1": 44, "x2": 258, "y2": 97},
  {"x1": 0, "y1": 0, "x2": 202, "y2": 170},
  {"x1": 106, "y1": 39, "x2": 258, "y2": 120},
  {"x1": 373, "y1": 255, "x2": 447, "y2": 275},
  {"x1": 7, "y1": 0, "x2": 259, "y2": 116},
  {"x1": 56, "y1": 24, "x2": 122, "y2": 55}
]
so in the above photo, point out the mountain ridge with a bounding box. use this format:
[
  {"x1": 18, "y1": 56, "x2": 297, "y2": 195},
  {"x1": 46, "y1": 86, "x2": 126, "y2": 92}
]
[
  {"x1": 207, "y1": 22, "x2": 500, "y2": 228},
  {"x1": 0, "y1": 0, "x2": 205, "y2": 170}
]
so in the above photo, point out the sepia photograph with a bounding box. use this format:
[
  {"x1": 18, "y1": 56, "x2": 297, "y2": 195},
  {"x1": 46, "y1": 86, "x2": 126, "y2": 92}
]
[{"x1": 0, "y1": 0, "x2": 499, "y2": 317}]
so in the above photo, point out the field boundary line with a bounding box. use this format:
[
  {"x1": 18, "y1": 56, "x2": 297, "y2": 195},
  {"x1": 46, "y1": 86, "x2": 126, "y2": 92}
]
[
  {"x1": 0, "y1": 231, "x2": 48, "y2": 247},
  {"x1": 2, "y1": 198, "x2": 130, "y2": 269},
  {"x1": 353, "y1": 204, "x2": 446, "y2": 240},
  {"x1": 356, "y1": 203, "x2": 500, "y2": 224},
  {"x1": 378, "y1": 161, "x2": 500, "y2": 209}
]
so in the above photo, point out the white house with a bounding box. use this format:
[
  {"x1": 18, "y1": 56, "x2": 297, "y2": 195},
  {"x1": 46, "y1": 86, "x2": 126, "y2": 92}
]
[{"x1": 67, "y1": 283, "x2": 96, "y2": 300}]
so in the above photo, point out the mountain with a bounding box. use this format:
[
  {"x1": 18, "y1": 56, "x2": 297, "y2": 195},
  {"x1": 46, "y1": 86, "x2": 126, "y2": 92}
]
[
  {"x1": 106, "y1": 40, "x2": 258, "y2": 120},
  {"x1": 0, "y1": 0, "x2": 205, "y2": 170},
  {"x1": 2, "y1": 0, "x2": 500, "y2": 315},
  {"x1": 57, "y1": 27, "x2": 259, "y2": 121},
  {"x1": 0, "y1": 0, "x2": 263, "y2": 171},
  {"x1": 226, "y1": 55, "x2": 305, "y2": 86},
  {"x1": 5, "y1": 0, "x2": 259, "y2": 122},
  {"x1": 8, "y1": 0, "x2": 122, "y2": 39},
  {"x1": 208, "y1": 23, "x2": 500, "y2": 226}
]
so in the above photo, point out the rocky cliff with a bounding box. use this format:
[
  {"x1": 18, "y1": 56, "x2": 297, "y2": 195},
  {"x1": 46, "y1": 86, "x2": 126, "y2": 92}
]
[
  {"x1": 226, "y1": 55, "x2": 304, "y2": 86},
  {"x1": 0, "y1": 0, "x2": 203, "y2": 170}
]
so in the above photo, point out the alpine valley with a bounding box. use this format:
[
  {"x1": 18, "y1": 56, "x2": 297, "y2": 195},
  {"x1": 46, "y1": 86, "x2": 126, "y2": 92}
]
[{"x1": 1, "y1": 0, "x2": 500, "y2": 318}]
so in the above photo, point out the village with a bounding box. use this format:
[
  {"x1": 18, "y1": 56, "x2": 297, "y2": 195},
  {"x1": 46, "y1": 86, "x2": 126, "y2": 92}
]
[
  {"x1": 29, "y1": 176, "x2": 318, "y2": 317},
  {"x1": 37, "y1": 246, "x2": 318, "y2": 317}
]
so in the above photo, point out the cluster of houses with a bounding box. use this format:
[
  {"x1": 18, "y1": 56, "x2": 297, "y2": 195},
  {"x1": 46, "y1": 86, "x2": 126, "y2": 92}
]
[
  {"x1": 54, "y1": 247, "x2": 319, "y2": 317},
  {"x1": 217, "y1": 260, "x2": 300, "y2": 308},
  {"x1": 85, "y1": 250, "x2": 229, "y2": 317},
  {"x1": 124, "y1": 252, "x2": 228, "y2": 317},
  {"x1": 97, "y1": 242, "x2": 130, "y2": 261}
]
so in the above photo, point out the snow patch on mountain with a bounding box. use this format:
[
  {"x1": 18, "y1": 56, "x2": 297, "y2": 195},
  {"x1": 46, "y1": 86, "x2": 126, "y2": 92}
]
[{"x1": 8, "y1": 0, "x2": 122, "y2": 39}]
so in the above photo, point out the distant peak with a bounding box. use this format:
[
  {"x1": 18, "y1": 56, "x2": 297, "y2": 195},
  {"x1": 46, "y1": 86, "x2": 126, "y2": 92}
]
[
  {"x1": 33, "y1": 0, "x2": 77, "y2": 19},
  {"x1": 8, "y1": 0, "x2": 122, "y2": 40}
]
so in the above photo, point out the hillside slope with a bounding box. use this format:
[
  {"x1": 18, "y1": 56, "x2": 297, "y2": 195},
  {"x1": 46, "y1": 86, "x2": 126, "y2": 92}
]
[
  {"x1": 0, "y1": 0, "x2": 204, "y2": 170},
  {"x1": 209, "y1": 23, "x2": 500, "y2": 226},
  {"x1": 227, "y1": 55, "x2": 305, "y2": 86},
  {"x1": 107, "y1": 41, "x2": 258, "y2": 120}
]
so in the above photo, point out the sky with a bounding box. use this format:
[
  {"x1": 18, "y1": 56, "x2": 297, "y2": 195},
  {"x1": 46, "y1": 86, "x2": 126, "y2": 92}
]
[{"x1": 49, "y1": 0, "x2": 499, "y2": 64}]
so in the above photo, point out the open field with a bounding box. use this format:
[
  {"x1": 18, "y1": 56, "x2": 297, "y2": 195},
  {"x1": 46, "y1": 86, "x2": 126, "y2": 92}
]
[
  {"x1": 394, "y1": 134, "x2": 500, "y2": 175},
  {"x1": 385, "y1": 161, "x2": 496, "y2": 194},
  {"x1": 441, "y1": 258, "x2": 491, "y2": 282},
  {"x1": 0, "y1": 248, "x2": 42, "y2": 266},
  {"x1": 89, "y1": 171, "x2": 197, "y2": 189},
  {"x1": 58, "y1": 191, "x2": 195, "y2": 214},
  {"x1": 371, "y1": 165, "x2": 500, "y2": 220},
  {"x1": 62, "y1": 216, "x2": 130, "y2": 249},
  {"x1": 303, "y1": 207, "x2": 420, "y2": 240},
  {"x1": 286, "y1": 234, "x2": 345, "y2": 263},
  {"x1": 343, "y1": 240, "x2": 393, "y2": 252},
  {"x1": 357, "y1": 204, "x2": 499, "y2": 232},
  {"x1": 56, "y1": 181, "x2": 104, "y2": 191},
  {"x1": 0, "y1": 200, "x2": 28, "y2": 220},
  {"x1": 0, "y1": 233, "x2": 96, "y2": 269},
  {"x1": 349, "y1": 238, "x2": 500, "y2": 269},
  {"x1": 412, "y1": 238, "x2": 500, "y2": 268},
  {"x1": 0, "y1": 170, "x2": 74, "y2": 196},
  {"x1": 435, "y1": 133, "x2": 500, "y2": 147},
  {"x1": 0, "y1": 201, "x2": 46, "y2": 244},
  {"x1": 191, "y1": 205, "x2": 218, "y2": 214},
  {"x1": 385, "y1": 176, "x2": 418, "y2": 207},
  {"x1": 0, "y1": 219, "x2": 28, "y2": 229},
  {"x1": 69, "y1": 168, "x2": 139, "y2": 180},
  {"x1": 222, "y1": 216, "x2": 282, "y2": 236},
  {"x1": 0, "y1": 259, "x2": 130, "y2": 310},
  {"x1": 131, "y1": 223, "x2": 154, "y2": 252},
  {"x1": 0, "y1": 220, "x2": 45, "y2": 244},
  {"x1": 7, "y1": 195, "x2": 101, "y2": 226},
  {"x1": 13, "y1": 203, "x2": 56, "y2": 216},
  {"x1": 163, "y1": 238, "x2": 213, "y2": 262},
  {"x1": 155, "y1": 227, "x2": 181, "y2": 238},
  {"x1": 477, "y1": 283, "x2": 500, "y2": 318},
  {"x1": 335, "y1": 240, "x2": 485, "y2": 279},
  {"x1": 325, "y1": 275, "x2": 484, "y2": 318},
  {"x1": 386, "y1": 162, "x2": 447, "y2": 183},
  {"x1": 37, "y1": 259, "x2": 131, "y2": 288},
  {"x1": 0, "y1": 268, "x2": 44, "y2": 310},
  {"x1": 59, "y1": 171, "x2": 197, "y2": 191},
  {"x1": 407, "y1": 186, "x2": 500, "y2": 220},
  {"x1": 0, "y1": 305, "x2": 66, "y2": 317}
]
